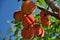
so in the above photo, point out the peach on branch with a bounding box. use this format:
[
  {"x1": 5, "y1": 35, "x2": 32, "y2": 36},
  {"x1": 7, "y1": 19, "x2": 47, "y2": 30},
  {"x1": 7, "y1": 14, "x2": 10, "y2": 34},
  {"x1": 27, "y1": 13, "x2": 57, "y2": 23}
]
[
  {"x1": 21, "y1": 1, "x2": 36, "y2": 15},
  {"x1": 32, "y1": 24, "x2": 42, "y2": 36},
  {"x1": 41, "y1": 17, "x2": 51, "y2": 26},
  {"x1": 58, "y1": 11, "x2": 60, "y2": 18},
  {"x1": 32, "y1": 24, "x2": 45, "y2": 37},
  {"x1": 40, "y1": 10, "x2": 50, "y2": 18},
  {"x1": 40, "y1": 10, "x2": 45, "y2": 18},
  {"x1": 13, "y1": 11, "x2": 25, "y2": 21},
  {"x1": 22, "y1": 15, "x2": 35, "y2": 28},
  {"x1": 38, "y1": 27, "x2": 45, "y2": 37},
  {"x1": 21, "y1": 27, "x2": 34, "y2": 39}
]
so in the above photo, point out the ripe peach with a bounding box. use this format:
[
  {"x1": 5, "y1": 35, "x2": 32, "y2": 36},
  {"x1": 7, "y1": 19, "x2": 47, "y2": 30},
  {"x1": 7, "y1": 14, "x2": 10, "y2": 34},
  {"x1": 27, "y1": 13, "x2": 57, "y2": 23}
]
[
  {"x1": 40, "y1": 10, "x2": 45, "y2": 18},
  {"x1": 38, "y1": 27, "x2": 45, "y2": 37},
  {"x1": 58, "y1": 11, "x2": 60, "y2": 18},
  {"x1": 44, "y1": 13, "x2": 50, "y2": 18},
  {"x1": 21, "y1": 1, "x2": 36, "y2": 15},
  {"x1": 21, "y1": 27, "x2": 34, "y2": 39},
  {"x1": 32, "y1": 24, "x2": 45, "y2": 37},
  {"x1": 41, "y1": 18, "x2": 51, "y2": 26},
  {"x1": 26, "y1": 0, "x2": 31, "y2": 1},
  {"x1": 40, "y1": 10, "x2": 50, "y2": 18},
  {"x1": 13, "y1": 11, "x2": 25, "y2": 21},
  {"x1": 32, "y1": 24, "x2": 42, "y2": 36},
  {"x1": 22, "y1": 15, "x2": 35, "y2": 28}
]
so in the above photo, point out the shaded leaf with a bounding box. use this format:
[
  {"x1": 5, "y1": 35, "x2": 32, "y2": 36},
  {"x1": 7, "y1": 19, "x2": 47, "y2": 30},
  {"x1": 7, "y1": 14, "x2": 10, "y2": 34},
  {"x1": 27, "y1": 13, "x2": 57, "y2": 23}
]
[
  {"x1": 18, "y1": 0, "x2": 20, "y2": 2},
  {"x1": 22, "y1": 0, "x2": 26, "y2": 1},
  {"x1": 14, "y1": 28, "x2": 19, "y2": 36}
]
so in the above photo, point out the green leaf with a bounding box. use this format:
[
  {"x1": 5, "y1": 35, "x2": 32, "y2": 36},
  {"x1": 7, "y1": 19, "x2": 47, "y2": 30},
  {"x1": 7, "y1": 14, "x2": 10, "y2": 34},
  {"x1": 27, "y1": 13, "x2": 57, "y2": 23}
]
[
  {"x1": 22, "y1": 0, "x2": 26, "y2": 1},
  {"x1": 33, "y1": 36, "x2": 38, "y2": 40},
  {"x1": 33, "y1": 38, "x2": 37, "y2": 40},
  {"x1": 36, "y1": 0, "x2": 47, "y2": 8},
  {"x1": 20, "y1": 38, "x2": 26, "y2": 40},
  {"x1": 36, "y1": 0, "x2": 43, "y2": 5},
  {"x1": 57, "y1": 0, "x2": 60, "y2": 4},
  {"x1": 47, "y1": 37, "x2": 54, "y2": 40},
  {"x1": 42, "y1": 0, "x2": 47, "y2": 8},
  {"x1": 14, "y1": 28, "x2": 19, "y2": 36},
  {"x1": 15, "y1": 36, "x2": 19, "y2": 40},
  {"x1": 8, "y1": 28, "x2": 13, "y2": 33},
  {"x1": 15, "y1": 22, "x2": 22, "y2": 29},
  {"x1": 34, "y1": 14, "x2": 40, "y2": 20},
  {"x1": 11, "y1": 20, "x2": 19, "y2": 24},
  {"x1": 36, "y1": 2, "x2": 40, "y2": 5},
  {"x1": 38, "y1": 0, "x2": 43, "y2": 5},
  {"x1": 56, "y1": 28, "x2": 60, "y2": 34}
]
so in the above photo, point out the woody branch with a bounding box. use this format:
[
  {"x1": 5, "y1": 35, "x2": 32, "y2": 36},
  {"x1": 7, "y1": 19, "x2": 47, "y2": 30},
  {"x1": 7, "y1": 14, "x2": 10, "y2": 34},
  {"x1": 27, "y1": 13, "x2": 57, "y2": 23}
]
[{"x1": 36, "y1": 0, "x2": 60, "y2": 20}]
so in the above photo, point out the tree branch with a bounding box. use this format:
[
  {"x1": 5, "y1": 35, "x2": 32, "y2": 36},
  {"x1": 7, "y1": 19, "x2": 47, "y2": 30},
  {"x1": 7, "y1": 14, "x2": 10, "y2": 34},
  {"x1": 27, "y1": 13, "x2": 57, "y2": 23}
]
[
  {"x1": 36, "y1": 4, "x2": 60, "y2": 20},
  {"x1": 45, "y1": 0, "x2": 60, "y2": 12}
]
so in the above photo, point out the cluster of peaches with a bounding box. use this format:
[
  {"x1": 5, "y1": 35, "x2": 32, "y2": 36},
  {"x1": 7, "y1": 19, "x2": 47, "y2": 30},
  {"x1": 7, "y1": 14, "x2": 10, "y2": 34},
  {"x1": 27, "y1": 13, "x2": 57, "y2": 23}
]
[{"x1": 13, "y1": 0, "x2": 51, "y2": 40}]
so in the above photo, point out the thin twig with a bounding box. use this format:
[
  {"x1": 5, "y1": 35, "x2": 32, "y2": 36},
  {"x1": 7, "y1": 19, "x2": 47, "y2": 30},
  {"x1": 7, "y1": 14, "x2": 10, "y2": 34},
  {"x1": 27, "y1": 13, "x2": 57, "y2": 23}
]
[{"x1": 45, "y1": 0, "x2": 60, "y2": 12}]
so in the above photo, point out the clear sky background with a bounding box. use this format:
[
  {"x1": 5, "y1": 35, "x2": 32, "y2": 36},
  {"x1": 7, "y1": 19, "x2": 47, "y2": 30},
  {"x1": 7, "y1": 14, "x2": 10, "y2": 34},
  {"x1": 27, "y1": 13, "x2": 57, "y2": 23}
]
[
  {"x1": 0, "y1": 0, "x2": 22, "y2": 40},
  {"x1": 0, "y1": 0, "x2": 35, "y2": 40}
]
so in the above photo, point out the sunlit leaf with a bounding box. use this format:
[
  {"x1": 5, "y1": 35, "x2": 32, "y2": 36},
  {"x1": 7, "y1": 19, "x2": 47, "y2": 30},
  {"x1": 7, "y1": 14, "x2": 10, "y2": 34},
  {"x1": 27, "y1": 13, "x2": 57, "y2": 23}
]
[
  {"x1": 56, "y1": 28, "x2": 60, "y2": 34},
  {"x1": 34, "y1": 14, "x2": 40, "y2": 20},
  {"x1": 57, "y1": 0, "x2": 60, "y2": 4}
]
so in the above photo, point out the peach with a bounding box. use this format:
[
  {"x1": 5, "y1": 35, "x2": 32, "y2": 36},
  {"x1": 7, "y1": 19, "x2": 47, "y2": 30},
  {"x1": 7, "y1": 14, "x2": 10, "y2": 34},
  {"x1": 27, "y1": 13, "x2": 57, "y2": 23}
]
[
  {"x1": 41, "y1": 18, "x2": 51, "y2": 26},
  {"x1": 38, "y1": 27, "x2": 45, "y2": 37},
  {"x1": 40, "y1": 10, "x2": 45, "y2": 18},
  {"x1": 21, "y1": 1, "x2": 36, "y2": 15},
  {"x1": 32, "y1": 24, "x2": 42, "y2": 36},
  {"x1": 32, "y1": 24, "x2": 45, "y2": 37},
  {"x1": 58, "y1": 11, "x2": 60, "y2": 18},
  {"x1": 22, "y1": 15, "x2": 35, "y2": 28},
  {"x1": 40, "y1": 10, "x2": 50, "y2": 18},
  {"x1": 21, "y1": 27, "x2": 34, "y2": 39},
  {"x1": 13, "y1": 11, "x2": 25, "y2": 21}
]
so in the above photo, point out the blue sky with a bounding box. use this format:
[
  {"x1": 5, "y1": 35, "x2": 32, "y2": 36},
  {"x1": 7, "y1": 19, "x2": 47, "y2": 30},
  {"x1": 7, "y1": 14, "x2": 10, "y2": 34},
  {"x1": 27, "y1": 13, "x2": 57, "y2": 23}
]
[{"x1": 0, "y1": 0, "x2": 22, "y2": 40}]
